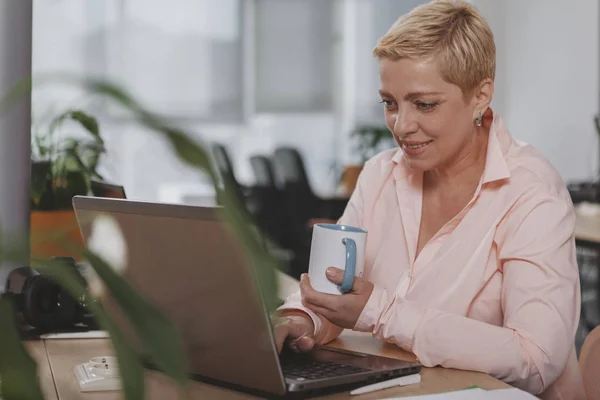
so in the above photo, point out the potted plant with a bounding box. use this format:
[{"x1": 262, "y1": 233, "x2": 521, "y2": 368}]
[
  {"x1": 340, "y1": 125, "x2": 395, "y2": 195},
  {"x1": 30, "y1": 110, "x2": 106, "y2": 261}
]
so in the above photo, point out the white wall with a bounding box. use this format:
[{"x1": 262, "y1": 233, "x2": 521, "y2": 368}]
[
  {"x1": 352, "y1": 0, "x2": 429, "y2": 125},
  {"x1": 121, "y1": 0, "x2": 342, "y2": 200},
  {"x1": 36, "y1": 0, "x2": 600, "y2": 205},
  {"x1": 98, "y1": 121, "x2": 242, "y2": 202},
  {"x1": 344, "y1": 0, "x2": 600, "y2": 182},
  {"x1": 339, "y1": 0, "x2": 429, "y2": 166},
  {"x1": 254, "y1": 0, "x2": 333, "y2": 112},
  {"x1": 474, "y1": 0, "x2": 599, "y2": 182}
]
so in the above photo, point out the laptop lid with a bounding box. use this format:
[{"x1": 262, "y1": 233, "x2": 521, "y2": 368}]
[{"x1": 72, "y1": 196, "x2": 288, "y2": 396}]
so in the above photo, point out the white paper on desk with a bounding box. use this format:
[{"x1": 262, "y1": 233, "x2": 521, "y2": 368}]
[{"x1": 384, "y1": 388, "x2": 537, "y2": 399}]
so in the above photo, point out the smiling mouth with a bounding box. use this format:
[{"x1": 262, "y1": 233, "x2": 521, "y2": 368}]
[{"x1": 403, "y1": 140, "x2": 433, "y2": 149}]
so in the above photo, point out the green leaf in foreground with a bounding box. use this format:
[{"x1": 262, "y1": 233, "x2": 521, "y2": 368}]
[
  {"x1": 216, "y1": 189, "x2": 281, "y2": 312},
  {"x1": 0, "y1": 75, "x2": 279, "y2": 399},
  {"x1": 83, "y1": 79, "x2": 280, "y2": 311},
  {"x1": 0, "y1": 75, "x2": 32, "y2": 116},
  {"x1": 0, "y1": 230, "x2": 148, "y2": 400},
  {"x1": 82, "y1": 251, "x2": 189, "y2": 389},
  {"x1": 33, "y1": 260, "x2": 146, "y2": 400},
  {"x1": 0, "y1": 294, "x2": 44, "y2": 400}
]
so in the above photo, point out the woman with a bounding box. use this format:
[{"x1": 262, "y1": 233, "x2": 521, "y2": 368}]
[{"x1": 273, "y1": 1, "x2": 585, "y2": 398}]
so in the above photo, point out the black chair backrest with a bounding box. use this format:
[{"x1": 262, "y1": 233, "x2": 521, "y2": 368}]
[
  {"x1": 248, "y1": 155, "x2": 286, "y2": 246},
  {"x1": 272, "y1": 148, "x2": 319, "y2": 278},
  {"x1": 273, "y1": 147, "x2": 313, "y2": 194},
  {"x1": 250, "y1": 155, "x2": 277, "y2": 188},
  {"x1": 273, "y1": 146, "x2": 320, "y2": 227},
  {"x1": 212, "y1": 144, "x2": 235, "y2": 182},
  {"x1": 211, "y1": 143, "x2": 246, "y2": 206}
]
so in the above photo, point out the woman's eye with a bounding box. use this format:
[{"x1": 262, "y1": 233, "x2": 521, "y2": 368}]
[
  {"x1": 415, "y1": 101, "x2": 438, "y2": 111},
  {"x1": 380, "y1": 100, "x2": 395, "y2": 108}
]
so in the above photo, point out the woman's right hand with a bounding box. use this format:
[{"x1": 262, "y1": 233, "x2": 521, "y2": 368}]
[{"x1": 272, "y1": 311, "x2": 316, "y2": 354}]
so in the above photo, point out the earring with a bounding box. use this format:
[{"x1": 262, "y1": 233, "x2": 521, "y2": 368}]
[{"x1": 475, "y1": 110, "x2": 483, "y2": 127}]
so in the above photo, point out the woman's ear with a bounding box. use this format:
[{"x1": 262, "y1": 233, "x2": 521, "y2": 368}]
[{"x1": 475, "y1": 78, "x2": 494, "y2": 112}]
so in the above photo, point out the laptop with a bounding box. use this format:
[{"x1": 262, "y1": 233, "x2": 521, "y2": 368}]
[{"x1": 72, "y1": 196, "x2": 421, "y2": 397}]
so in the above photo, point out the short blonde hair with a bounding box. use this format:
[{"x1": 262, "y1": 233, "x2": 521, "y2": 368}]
[{"x1": 373, "y1": 0, "x2": 495, "y2": 96}]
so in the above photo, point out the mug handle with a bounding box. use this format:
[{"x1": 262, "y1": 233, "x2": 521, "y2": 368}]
[{"x1": 339, "y1": 238, "x2": 356, "y2": 294}]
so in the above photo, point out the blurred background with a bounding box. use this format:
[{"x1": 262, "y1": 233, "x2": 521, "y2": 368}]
[
  {"x1": 34, "y1": 0, "x2": 600, "y2": 203},
  {"x1": 30, "y1": 0, "x2": 600, "y2": 350}
]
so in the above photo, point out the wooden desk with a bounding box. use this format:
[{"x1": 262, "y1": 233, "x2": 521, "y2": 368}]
[
  {"x1": 24, "y1": 340, "x2": 58, "y2": 400},
  {"x1": 23, "y1": 270, "x2": 510, "y2": 399},
  {"x1": 575, "y1": 212, "x2": 600, "y2": 244},
  {"x1": 36, "y1": 331, "x2": 510, "y2": 400}
]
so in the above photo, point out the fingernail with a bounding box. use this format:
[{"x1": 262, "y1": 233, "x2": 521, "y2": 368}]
[{"x1": 326, "y1": 268, "x2": 334, "y2": 277}]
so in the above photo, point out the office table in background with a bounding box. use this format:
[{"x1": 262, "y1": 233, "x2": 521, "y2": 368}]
[
  {"x1": 574, "y1": 209, "x2": 600, "y2": 348},
  {"x1": 575, "y1": 212, "x2": 600, "y2": 244}
]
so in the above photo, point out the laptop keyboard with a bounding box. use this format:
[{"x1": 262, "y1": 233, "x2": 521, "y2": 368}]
[{"x1": 281, "y1": 358, "x2": 369, "y2": 380}]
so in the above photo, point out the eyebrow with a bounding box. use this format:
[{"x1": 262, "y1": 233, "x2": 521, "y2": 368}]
[{"x1": 378, "y1": 90, "x2": 444, "y2": 100}]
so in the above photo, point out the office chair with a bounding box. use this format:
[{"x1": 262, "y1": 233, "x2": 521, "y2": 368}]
[
  {"x1": 272, "y1": 147, "x2": 348, "y2": 278},
  {"x1": 211, "y1": 144, "x2": 275, "y2": 253},
  {"x1": 273, "y1": 147, "x2": 347, "y2": 222},
  {"x1": 211, "y1": 144, "x2": 241, "y2": 199},
  {"x1": 210, "y1": 143, "x2": 257, "y2": 213},
  {"x1": 250, "y1": 155, "x2": 277, "y2": 189},
  {"x1": 249, "y1": 155, "x2": 286, "y2": 243}
]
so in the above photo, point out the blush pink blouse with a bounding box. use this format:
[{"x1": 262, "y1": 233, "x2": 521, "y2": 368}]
[{"x1": 279, "y1": 113, "x2": 585, "y2": 399}]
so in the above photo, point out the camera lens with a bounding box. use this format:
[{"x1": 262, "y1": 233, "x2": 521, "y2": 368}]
[{"x1": 36, "y1": 284, "x2": 60, "y2": 313}]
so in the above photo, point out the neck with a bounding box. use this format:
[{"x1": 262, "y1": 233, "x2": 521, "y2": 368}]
[{"x1": 425, "y1": 128, "x2": 489, "y2": 190}]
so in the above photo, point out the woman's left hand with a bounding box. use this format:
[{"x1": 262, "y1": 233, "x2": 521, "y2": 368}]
[{"x1": 300, "y1": 268, "x2": 374, "y2": 329}]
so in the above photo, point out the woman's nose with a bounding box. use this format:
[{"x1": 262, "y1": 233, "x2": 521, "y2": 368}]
[{"x1": 391, "y1": 109, "x2": 418, "y2": 137}]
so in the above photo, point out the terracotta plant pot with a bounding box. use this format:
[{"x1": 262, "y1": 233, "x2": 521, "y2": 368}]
[
  {"x1": 30, "y1": 210, "x2": 84, "y2": 262},
  {"x1": 340, "y1": 165, "x2": 364, "y2": 196}
]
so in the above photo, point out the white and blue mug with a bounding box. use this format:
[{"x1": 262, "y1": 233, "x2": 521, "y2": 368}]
[{"x1": 308, "y1": 223, "x2": 367, "y2": 295}]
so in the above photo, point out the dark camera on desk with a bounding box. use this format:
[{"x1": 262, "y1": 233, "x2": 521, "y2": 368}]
[{"x1": 7, "y1": 256, "x2": 98, "y2": 333}]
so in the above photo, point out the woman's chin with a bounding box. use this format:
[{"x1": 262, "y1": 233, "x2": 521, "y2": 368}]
[{"x1": 404, "y1": 158, "x2": 435, "y2": 172}]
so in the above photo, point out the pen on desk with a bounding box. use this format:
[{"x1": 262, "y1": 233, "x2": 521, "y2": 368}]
[{"x1": 350, "y1": 373, "x2": 421, "y2": 396}]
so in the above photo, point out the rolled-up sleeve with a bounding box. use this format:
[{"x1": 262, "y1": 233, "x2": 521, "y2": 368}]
[
  {"x1": 277, "y1": 290, "x2": 343, "y2": 344},
  {"x1": 353, "y1": 185, "x2": 580, "y2": 394}
]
